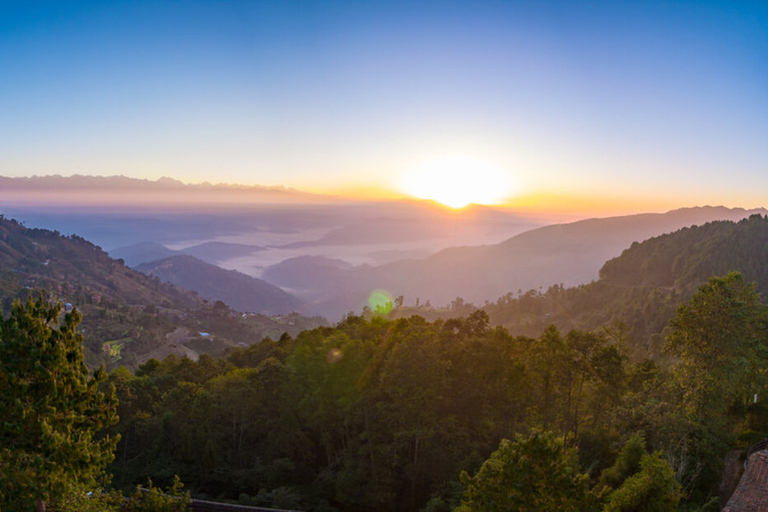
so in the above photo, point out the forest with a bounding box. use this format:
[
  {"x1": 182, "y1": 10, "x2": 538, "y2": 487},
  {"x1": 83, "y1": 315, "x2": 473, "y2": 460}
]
[
  {"x1": 4, "y1": 217, "x2": 768, "y2": 510},
  {"x1": 100, "y1": 271, "x2": 768, "y2": 511},
  {"x1": 4, "y1": 273, "x2": 766, "y2": 510}
]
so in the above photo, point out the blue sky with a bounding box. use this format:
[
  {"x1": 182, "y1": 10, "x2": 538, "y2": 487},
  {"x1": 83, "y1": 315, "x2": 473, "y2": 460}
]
[{"x1": 1, "y1": 0, "x2": 766, "y2": 213}]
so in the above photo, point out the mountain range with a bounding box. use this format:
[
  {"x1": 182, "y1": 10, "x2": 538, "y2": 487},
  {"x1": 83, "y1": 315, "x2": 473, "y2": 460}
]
[
  {"x1": 263, "y1": 206, "x2": 767, "y2": 318},
  {"x1": 0, "y1": 215, "x2": 324, "y2": 369},
  {"x1": 111, "y1": 241, "x2": 264, "y2": 267},
  {"x1": 136, "y1": 254, "x2": 301, "y2": 315},
  {"x1": 0, "y1": 175, "x2": 542, "y2": 268},
  {"x1": 392, "y1": 213, "x2": 768, "y2": 360},
  {"x1": 2, "y1": 199, "x2": 768, "y2": 371}
]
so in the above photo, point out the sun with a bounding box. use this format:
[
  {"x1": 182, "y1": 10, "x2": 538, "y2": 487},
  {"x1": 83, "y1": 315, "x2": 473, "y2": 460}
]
[{"x1": 398, "y1": 157, "x2": 516, "y2": 208}]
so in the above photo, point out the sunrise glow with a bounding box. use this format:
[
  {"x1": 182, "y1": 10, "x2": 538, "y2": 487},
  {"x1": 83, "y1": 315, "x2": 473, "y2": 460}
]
[{"x1": 398, "y1": 157, "x2": 517, "y2": 209}]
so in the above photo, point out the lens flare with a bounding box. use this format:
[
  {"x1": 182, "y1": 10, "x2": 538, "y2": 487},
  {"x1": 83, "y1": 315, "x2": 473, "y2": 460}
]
[
  {"x1": 368, "y1": 289, "x2": 394, "y2": 315},
  {"x1": 326, "y1": 348, "x2": 343, "y2": 363}
]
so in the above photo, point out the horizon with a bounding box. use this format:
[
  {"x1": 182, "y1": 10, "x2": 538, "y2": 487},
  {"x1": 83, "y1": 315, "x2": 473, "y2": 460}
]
[
  {"x1": 2, "y1": 173, "x2": 767, "y2": 223},
  {"x1": 1, "y1": 1, "x2": 767, "y2": 217}
]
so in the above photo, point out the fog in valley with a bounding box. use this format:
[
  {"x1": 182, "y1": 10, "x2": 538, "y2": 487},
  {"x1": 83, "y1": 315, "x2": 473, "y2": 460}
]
[{"x1": 3, "y1": 176, "x2": 763, "y2": 320}]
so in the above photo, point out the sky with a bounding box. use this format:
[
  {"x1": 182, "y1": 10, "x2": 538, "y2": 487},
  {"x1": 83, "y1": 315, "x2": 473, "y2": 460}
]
[{"x1": 1, "y1": 0, "x2": 766, "y2": 214}]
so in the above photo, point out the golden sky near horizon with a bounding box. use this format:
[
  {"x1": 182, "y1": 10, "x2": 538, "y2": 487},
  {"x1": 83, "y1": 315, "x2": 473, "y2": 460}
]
[{"x1": 1, "y1": 2, "x2": 766, "y2": 216}]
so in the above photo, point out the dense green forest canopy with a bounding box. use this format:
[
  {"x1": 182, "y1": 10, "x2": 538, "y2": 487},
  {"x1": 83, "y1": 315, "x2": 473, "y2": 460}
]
[
  {"x1": 4, "y1": 215, "x2": 768, "y2": 510},
  {"x1": 104, "y1": 272, "x2": 768, "y2": 511}
]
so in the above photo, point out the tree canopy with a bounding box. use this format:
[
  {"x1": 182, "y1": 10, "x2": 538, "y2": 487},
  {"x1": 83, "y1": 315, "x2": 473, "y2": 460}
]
[
  {"x1": 457, "y1": 431, "x2": 595, "y2": 512},
  {"x1": 0, "y1": 296, "x2": 119, "y2": 510}
]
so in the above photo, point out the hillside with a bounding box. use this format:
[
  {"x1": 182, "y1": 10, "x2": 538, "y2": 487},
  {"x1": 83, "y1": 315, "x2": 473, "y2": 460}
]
[
  {"x1": 267, "y1": 206, "x2": 766, "y2": 319},
  {"x1": 599, "y1": 216, "x2": 768, "y2": 293},
  {"x1": 137, "y1": 255, "x2": 302, "y2": 315},
  {"x1": 415, "y1": 213, "x2": 768, "y2": 358},
  {"x1": 262, "y1": 256, "x2": 355, "y2": 299},
  {"x1": 0, "y1": 216, "x2": 324, "y2": 369},
  {"x1": 0, "y1": 216, "x2": 198, "y2": 311}
]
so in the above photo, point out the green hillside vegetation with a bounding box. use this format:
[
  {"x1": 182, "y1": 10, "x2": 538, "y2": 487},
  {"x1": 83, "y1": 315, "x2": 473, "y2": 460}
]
[
  {"x1": 5, "y1": 214, "x2": 768, "y2": 510},
  {"x1": 398, "y1": 214, "x2": 768, "y2": 359},
  {"x1": 105, "y1": 272, "x2": 768, "y2": 510},
  {"x1": 599, "y1": 215, "x2": 768, "y2": 292},
  {"x1": 0, "y1": 216, "x2": 325, "y2": 370},
  {"x1": 0, "y1": 295, "x2": 194, "y2": 511}
]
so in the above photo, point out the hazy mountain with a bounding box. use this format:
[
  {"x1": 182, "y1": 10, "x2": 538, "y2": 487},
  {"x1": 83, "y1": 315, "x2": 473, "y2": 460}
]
[
  {"x1": 272, "y1": 206, "x2": 767, "y2": 318},
  {"x1": 137, "y1": 255, "x2": 301, "y2": 315},
  {"x1": 0, "y1": 216, "x2": 323, "y2": 368},
  {"x1": 415, "y1": 205, "x2": 767, "y2": 301},
  {"x1": 276, "y1": 204, "x2": 535, "y2": 249},
  {"x1": 262, "y1": 256, "x2": 355, "y2": 298},
  {"x1": 109, "y1": 242, "x2": 177, "y2": 267},
  {"x1": 0, "y1": 174, "x2": 319, "y2": 205},
  {"x1": 111, "y1": 241, "x2": 263, "y2": 267},
  {"x1": 475, "y1": 213, "x2": 768, "y2": 353},
  {"x1": 180, "y1": 241, "x2": 263, "y2": 264}
]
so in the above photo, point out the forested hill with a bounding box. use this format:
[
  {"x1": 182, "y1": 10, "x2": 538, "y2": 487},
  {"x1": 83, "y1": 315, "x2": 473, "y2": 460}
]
[
  {"x1": 0, "y1": 215, "x2": 198, "y2": 310},
  {"x1": 599, "y1": 215, "x2": 768, "y2": 295},
  {"x1": 0, "y1": 216, "x2": 325, "y2": 368},
  {"x1": 404, "y1": 214, "x2": 768, "y2": 357},
  {"x1": 106, "y1": 272, "x2": 768, "y2": 511}
]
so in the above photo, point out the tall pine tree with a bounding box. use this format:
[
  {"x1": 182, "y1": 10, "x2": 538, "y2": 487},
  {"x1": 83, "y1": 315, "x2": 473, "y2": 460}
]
[{"x1": 0, "y1": 295, "x2": 119, "y2": 511}]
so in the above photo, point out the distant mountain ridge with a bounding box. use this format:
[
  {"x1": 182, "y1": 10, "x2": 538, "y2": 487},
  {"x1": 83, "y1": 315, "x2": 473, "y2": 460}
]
[
  {"x1": 476, "y1": 213, "x2": 768, "y2": 353},
  {"x1": 0, "y1": 174, "x2": 303, "y2": 193},
  {"x1": 0, "y1": 174, "x2": 328, "y2": 209},
  {"x1": 264, "y1": 206, "x2": 767, "y2": 318},
  {"x1": 137, "y1": 255, "x2": 301, "y2": 315},
  {"x1": 111, "y1": 241, "x2": 264, "y2": 267},
  {"x1": 1, "y1": 179, "x2": 541, "y2": 268}
]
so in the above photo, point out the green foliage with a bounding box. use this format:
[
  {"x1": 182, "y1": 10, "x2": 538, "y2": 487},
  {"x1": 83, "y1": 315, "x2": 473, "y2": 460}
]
[
  {"x1": 597, "y1": 434, "x2": 681, "y2": 511},
  {"x1": 599, "y1": 434, "x2": 647, "y2": 490},
  {"x1": 603, "y1": 452, "x2": 681, "y2": 512},
  {"x1": 604, "y1": 272, "x2": 768, "y2": 505},
  {"x1": 125, "y1": 475, "x2": 190, "y2": 512},
  {"x1": 656, "y1": 273, "x2": 768, "y2": 501},
  {"x1": 54, "y1": 482, "x2": 124, "y2": 512},
  {"x1": 457, "y1": 432, "x2": 597, "y2": 512},
  {"x1": 103, "y1": 278, "x2": 768, "y2": 511},
  {"x1": 0, "y1": 295, "x2": 119, "y2": 509},
  {"x1": 666, "y1": 272, "x2": 768, "y2": 426}
]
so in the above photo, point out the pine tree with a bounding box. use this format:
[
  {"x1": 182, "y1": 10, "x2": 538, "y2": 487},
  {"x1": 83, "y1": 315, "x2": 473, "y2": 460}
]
[{"x1": 0, "y1": 295, "x2": 119, "y2": 511}]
